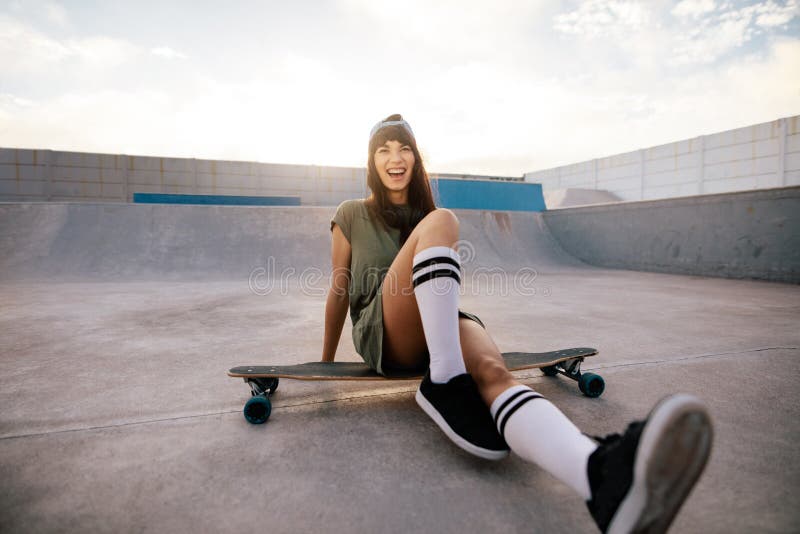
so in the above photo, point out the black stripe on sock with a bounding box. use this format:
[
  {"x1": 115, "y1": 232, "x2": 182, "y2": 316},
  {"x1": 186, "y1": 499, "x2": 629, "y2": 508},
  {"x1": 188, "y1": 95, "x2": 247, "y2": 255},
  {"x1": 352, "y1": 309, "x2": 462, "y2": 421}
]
[
  {"x1": 412, "y1": 269, "x2": 461, "y2": 288},
  {"x1": 493, "y1": 390, "x2": 531, "y2": 426},
  {"x1": 498, "y1": 393, "x2": 544, "y2": 439},
  {"x1": 412, "y1": 256, "x2": 461, "y2": 275},
  {"x1": 412, "y1": 264, "x2": 459, "y2": 285}
]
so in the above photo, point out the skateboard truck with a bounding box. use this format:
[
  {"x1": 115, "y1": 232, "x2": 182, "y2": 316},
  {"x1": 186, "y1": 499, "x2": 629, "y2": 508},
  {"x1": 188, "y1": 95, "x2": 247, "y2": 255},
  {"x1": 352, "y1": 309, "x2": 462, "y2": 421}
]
[{"x1": 541, "y1": 358, "x2": 605, "y2": 398}]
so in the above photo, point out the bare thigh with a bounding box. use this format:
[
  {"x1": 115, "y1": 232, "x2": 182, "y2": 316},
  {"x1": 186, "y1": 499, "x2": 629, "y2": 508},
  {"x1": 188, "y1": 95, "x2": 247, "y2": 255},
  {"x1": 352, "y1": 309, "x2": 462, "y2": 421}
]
[{"x1": 381, "y1": 209, "x2": 459, "y2": 369}]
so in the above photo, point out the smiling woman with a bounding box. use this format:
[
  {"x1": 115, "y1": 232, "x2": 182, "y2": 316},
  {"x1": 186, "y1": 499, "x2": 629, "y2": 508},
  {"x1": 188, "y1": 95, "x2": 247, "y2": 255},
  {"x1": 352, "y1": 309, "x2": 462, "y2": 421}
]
[{"x1": 319, "y1": 113, "x2": 714, "y2": 534}]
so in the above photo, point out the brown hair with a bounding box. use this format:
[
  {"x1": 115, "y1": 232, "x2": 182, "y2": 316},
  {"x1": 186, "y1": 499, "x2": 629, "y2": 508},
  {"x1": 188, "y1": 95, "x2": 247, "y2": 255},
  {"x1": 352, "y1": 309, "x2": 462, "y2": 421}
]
[{"x1": 365, "y1": 114, "x2": 436, "y2": 245}]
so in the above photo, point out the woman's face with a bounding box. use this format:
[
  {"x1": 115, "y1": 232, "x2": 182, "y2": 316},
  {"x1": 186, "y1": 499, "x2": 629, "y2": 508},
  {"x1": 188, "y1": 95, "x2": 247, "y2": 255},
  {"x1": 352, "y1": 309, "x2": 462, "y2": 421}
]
[{"x1": 373, "y1": 140, "x2": 415, "y2": 198}]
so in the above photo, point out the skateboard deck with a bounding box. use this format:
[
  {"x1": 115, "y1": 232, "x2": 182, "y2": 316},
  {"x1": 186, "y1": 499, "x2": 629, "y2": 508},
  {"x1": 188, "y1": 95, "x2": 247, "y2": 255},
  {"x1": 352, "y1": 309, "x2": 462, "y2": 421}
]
[{"x1": 230, "y1": 347, "x2": 604, "y2": 424}]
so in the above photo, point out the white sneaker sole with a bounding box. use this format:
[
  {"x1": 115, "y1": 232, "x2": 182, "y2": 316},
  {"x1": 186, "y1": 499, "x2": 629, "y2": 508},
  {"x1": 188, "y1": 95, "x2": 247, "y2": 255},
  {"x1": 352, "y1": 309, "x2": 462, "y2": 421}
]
[
  {"x1": 607, "y1": 394, "x2": 713, "y2": 534},
  {"x1": 415, "y1": 388, "x2": 509, "y2": 461}
]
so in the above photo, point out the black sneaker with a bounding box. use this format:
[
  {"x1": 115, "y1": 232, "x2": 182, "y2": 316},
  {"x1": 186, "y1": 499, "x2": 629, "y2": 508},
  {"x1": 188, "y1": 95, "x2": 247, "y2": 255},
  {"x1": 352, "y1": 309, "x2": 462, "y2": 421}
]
[
  {"x1": 586, "y1": 394, "x2": 713, "y2": 534},
  {"x1": 415, "y1": 372, "x2": 509, "y2": 460}
]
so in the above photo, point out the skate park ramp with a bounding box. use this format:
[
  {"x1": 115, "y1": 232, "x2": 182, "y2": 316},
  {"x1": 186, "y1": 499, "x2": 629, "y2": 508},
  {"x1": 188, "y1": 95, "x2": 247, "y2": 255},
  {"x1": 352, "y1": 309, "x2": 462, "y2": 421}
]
[
  {"x1": 1, "y1": 197, "x2": 799, "y2": 533},
  {"x1": 0, "y1": 202, "x2": 584, "y2": 281},
  {"x1": 544, "y1": 188, "x2": 622, "y2": 209}
]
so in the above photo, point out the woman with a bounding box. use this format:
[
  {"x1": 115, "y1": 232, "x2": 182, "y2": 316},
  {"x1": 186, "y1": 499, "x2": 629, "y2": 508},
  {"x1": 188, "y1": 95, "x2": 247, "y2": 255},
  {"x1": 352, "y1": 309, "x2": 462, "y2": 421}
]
[{"x1": 322, "y1": 114, "x2": 712, "y2": 533}]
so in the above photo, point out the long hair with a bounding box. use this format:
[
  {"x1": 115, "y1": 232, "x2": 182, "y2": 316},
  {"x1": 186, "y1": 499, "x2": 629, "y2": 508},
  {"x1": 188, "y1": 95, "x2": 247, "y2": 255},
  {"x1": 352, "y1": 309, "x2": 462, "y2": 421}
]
[{"x1": 365, "y1": 114, "x2": 436, "y2": 245}]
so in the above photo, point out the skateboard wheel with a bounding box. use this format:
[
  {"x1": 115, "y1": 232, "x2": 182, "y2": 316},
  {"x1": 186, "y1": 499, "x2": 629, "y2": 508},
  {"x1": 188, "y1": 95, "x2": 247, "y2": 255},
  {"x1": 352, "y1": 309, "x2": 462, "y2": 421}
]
[
  {"x1": 541, "y1": 365, "x2": 559, "y2": 377},
  {"x1": 244, "y1": 396, "x2": 272, "y2": 424},
  {"x1": 579, "y1": 373, "x2": 605, "y2": 398}
]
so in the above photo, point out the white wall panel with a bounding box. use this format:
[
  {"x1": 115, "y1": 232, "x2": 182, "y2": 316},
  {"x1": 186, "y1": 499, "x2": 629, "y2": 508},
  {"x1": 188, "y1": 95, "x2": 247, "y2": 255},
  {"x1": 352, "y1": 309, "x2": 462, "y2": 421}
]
[
  {"x1": 599, "y1": 176, "x2": 641, "y2": 191},
  {"x1": 160, "y1": 158, "x2": 195, "y2": 173},
  {"x1": 162, "y1": 171, "x2": 196, "y2": 187},
  {"x1": 100, "y1": 183, "x2": 124, "y2": 198},
  {"x1": 17, "y1": 166, "x2": 47, "y2": 180},
  {"x1": 52, "y1": 166, "x2": 101, "y2": 182},
  {"x1": 644, "y1": 170, "x2": 694, "y2": 187},
  {"x1": 786, "y1": 133, "x2": 800, "y2": 153},
  {"x1": 128, "y1": 156, "x2": 162, "y2": 172},
  {"x1": 602, "y1": 151, "x2": 640, "y2": 168},
  {"x1": 525, "y1": 116, "x2": 797, "y2": 202},
  {"x1": 597, "y1": 163, "x2": 639, "y2": 181},
  {"x1": 259, "y1": 163, "x2": 309, "y2": 178},
  {"x1": 153, "y1": 185, "x2": 183, "y2": 195},
  {"x1": 50, "y1": 181, "x2": 101, "y2": 197},
  {"x1": 54, "y1": 151, "x2": 101, "y2": 167},
  {"x1": 0, "y1": 180, "x2": 18, "y2": 194},
  {"x1": 128, "y1": 170, "x2": 163, "y2": 186},
  {"x1": 98, "y1": 169, "x2": 124, "y2": 184},
  {"x1": 128, "y1": 185, "x2": 161, "y2": 194},
  {"x1": 645, "y1": 156, "x2": 678, "y2": 174},
  {"x1": 0, "y1": 165, "x2": 18, "y2": 180},
  {"x1": 703, "y1": 175, "x2": 759, "y2": 193},
  {"x1": 12, "y1": 149, "x2": 39, "y2": 165},
  {"x1": 785, "y1": 151, "x2": 800, "y2": 172}
]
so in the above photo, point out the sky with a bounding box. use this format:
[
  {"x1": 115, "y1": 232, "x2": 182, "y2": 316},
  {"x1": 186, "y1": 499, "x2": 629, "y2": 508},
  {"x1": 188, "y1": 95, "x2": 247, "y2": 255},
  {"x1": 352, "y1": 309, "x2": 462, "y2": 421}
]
[{"x1": 0, "y1": 0, "x2": 798, "y2": 176}]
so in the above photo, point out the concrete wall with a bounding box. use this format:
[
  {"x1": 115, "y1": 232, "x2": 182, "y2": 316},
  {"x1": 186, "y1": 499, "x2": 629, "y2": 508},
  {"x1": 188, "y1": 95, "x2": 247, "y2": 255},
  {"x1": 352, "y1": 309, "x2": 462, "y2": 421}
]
[
  {"x1": 525, "y1": 115, "x2": 800, "y2": 202},
  {"x1": 0, "y1": 148, "x2": 521, "y2": 206},
  {"x1": 0, "y1": 150, "x2": 368, "y2": 206},
  {"x1": 542, "y1": 186, "x2": 800, "y2": 283}
]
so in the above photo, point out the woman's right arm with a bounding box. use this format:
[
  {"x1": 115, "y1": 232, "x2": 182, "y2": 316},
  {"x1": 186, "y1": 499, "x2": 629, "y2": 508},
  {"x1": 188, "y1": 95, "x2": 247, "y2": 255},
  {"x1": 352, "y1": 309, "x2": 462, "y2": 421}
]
[{"x1": 321, "y1": 224, "x2": 351, "y2": 362}]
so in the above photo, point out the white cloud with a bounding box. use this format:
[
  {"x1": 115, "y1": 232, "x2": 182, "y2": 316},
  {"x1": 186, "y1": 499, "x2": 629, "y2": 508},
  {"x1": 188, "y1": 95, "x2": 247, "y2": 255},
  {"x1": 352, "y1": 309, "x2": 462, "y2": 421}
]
[
  {"x1": 671, "y1": 7, "x2": 756, "y2": 64},
  {"x1": 339, "y1": 0, "x2": 546, "y2": 66},
  {"x1": 151, "y1": 46, "x2": 188, "y2": 60},
  {"x1": 44, "y1": 2, "x2": 68, "y2": 27},
  {"x1": 754, "y1": 0, "x2": 799, "y2": 27},
  {"x1": 0, "y1": 93, "x2": 35, "y2": 107},
  {"x1": 553, "y1": 0, "x2": 651, "y2": 39},
  {"x1": 0, "y1": 14, "x2": 140, "y2": 73},
  {"x1": 68, "y1": 36, "x2": 140, "y2": 65},
  {"x1": 669, "y1": 1, "x2": 799, "y2": 65},
  {"x1": 671, "y1": 0, "x2": 717, "y2": 19},
  {"x1": 0, "y1": 14, "x2": 71, "y2": 68}
]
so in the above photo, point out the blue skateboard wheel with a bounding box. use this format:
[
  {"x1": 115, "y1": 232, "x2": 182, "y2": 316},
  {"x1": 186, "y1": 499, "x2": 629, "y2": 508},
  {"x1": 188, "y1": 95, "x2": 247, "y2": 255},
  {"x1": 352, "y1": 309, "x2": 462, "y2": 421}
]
[
  {"x1": 579, "y1": 373, "x2": 605, "y2": 398},
  {"x1": 244, "y1": 395, "x2": 272, "y2": 424}
]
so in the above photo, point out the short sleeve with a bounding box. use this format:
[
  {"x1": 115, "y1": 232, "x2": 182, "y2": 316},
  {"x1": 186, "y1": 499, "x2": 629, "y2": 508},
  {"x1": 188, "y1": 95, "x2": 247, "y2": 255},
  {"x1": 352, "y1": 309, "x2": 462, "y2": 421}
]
[{"x1": 330, "y1": 200, "x2": 354, "y2": 243}]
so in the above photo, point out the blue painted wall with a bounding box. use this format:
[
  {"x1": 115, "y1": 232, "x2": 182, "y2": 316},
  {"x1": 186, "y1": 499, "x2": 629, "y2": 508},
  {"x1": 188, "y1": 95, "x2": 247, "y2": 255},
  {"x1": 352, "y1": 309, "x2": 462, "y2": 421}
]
[
  {"x1": 132, "y1": 182, "x2": 544, "y2": 211},
  {"x1": 431, "y1": 179, "x2": 546, "y2": 212},
  {"x1": 133, "y1": 193, "x2": 301, "y2": 206}
]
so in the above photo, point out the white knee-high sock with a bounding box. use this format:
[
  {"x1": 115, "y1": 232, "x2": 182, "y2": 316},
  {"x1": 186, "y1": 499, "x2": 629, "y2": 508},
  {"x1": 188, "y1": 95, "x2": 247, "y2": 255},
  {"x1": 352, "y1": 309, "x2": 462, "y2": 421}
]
[
  {"x1": 412, "y1": 246, "x2": 466, "y2": 383},
  {"x1": 490, "y1": 385, "x2": 598, "y2": 499}
]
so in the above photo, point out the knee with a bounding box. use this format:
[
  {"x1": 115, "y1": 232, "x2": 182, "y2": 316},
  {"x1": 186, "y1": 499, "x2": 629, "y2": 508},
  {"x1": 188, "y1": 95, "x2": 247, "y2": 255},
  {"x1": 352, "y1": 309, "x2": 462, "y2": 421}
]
[
  {"x1": 421, "y1": 208, "x2": 459, "y2": 237},
  {"x1": 472, "y1": 356, "x2": 513, "y2": 388}
]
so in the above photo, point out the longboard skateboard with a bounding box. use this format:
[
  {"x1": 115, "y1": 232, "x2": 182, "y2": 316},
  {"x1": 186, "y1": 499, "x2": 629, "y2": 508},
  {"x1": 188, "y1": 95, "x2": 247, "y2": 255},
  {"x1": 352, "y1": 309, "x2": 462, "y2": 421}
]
[{"x1": 229, "y1": 347, "x2": 603, "y2": 424}]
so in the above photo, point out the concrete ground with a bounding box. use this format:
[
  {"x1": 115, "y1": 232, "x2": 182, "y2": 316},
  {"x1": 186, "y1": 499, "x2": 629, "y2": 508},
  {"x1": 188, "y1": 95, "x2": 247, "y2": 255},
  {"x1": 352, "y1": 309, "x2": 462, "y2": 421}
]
[
  {"x1": 1, "y1": 202, "x2": 799, "y2": 533},
  {"x1": 2, "y1": 266, "x2": 799, "y2": 533}
]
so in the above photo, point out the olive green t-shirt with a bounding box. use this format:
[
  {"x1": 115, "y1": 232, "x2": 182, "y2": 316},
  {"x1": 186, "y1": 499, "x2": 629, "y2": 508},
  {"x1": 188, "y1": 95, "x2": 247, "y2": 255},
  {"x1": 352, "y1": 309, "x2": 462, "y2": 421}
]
[{"x1": 330, "y1": 199, "x2": 413, "y2": 373}]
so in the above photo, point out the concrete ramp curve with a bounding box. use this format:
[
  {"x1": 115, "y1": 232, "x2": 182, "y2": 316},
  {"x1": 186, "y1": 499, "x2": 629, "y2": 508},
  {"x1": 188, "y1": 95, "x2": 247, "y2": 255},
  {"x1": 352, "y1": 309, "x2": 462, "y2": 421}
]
[{"x1": 0, "y1": 202, "x2": 587, "y2": 282}]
